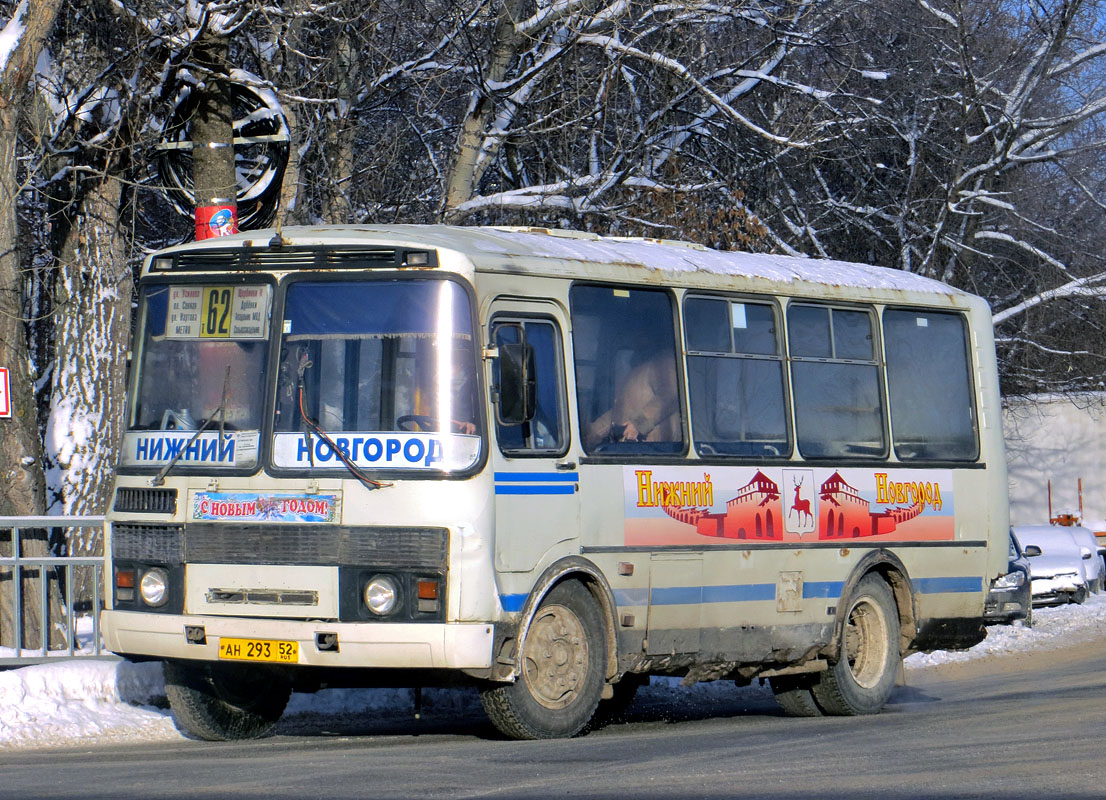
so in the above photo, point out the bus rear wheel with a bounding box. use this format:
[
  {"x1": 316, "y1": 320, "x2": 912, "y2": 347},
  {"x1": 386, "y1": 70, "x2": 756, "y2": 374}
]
[
  {"x1": 810, "y1": 574, "x2": 900, "y2": 716},
  {"x1": 163, "y1": 660, "x2": 291, "y2": 741},
  {"x1": 480, "y1": 581, "x2": 606, "y2": 739},
  {"x1": 769, "y1": 674, "x2": 823, "y2": 717}
]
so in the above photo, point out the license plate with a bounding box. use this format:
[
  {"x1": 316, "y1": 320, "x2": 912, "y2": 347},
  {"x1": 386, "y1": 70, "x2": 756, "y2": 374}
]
[{"x1": 218, "y1": 637, "x2": 299, "y2": 663}]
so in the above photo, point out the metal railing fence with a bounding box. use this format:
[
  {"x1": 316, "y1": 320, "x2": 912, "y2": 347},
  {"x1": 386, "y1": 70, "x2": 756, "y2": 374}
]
[{"x1": 0, "y1": 516, "x2": 117, "y2": 667}]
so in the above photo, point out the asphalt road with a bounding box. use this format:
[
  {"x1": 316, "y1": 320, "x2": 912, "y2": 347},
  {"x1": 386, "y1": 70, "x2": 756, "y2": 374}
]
[{"x1": 2, "y1": 643, "x2": 1103, "y2": 800}]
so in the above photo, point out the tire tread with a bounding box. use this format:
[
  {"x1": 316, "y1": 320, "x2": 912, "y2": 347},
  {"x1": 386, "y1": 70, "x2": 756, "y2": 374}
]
[
  {"x1": 811, "y1": 574, "x2": 900, "y2": 717},
  {"x1": 479, "y1": 580, "x2": 606, "y2": 740},
  {"x1": 164, "y1": 660, "x2": 290, "y2": 741}
]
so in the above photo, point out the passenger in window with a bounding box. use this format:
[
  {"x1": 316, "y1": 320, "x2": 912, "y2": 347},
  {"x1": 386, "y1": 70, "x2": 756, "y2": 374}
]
[{"x1": 586, "y1": 352, "x2": 680, "y2": 447}]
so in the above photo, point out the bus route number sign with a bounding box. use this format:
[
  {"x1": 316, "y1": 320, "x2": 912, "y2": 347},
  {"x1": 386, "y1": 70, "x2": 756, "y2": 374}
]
[
  {"x1": 201, "y1": 286, "x2": 234, "y2": 338},
  {"x1": 167, "y1": 285, "x2": 270, "y2": 340}
]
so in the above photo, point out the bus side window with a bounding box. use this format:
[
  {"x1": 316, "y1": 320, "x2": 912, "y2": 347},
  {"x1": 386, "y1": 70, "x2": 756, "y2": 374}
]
[
  {"x1": 684, "y1": 297, "x2": 789, "y2": 457},
  {"x1": 492, "y1": 318, "x2": 568, "y2": 454},
  {"x1": 883, "y1": 309, "x2": 977, "y2": 460},
  {"x1": 788, "y1": 304, "x2": 887, "y2": 459},
  {"x1": 570, "y1": 285, "x2": 684, "y2": 455}
]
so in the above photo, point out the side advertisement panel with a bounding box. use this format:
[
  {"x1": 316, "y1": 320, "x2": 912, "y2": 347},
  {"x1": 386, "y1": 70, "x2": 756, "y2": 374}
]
[{"x1": 625, "y1": 466, "x2": 954, "y2": 547}]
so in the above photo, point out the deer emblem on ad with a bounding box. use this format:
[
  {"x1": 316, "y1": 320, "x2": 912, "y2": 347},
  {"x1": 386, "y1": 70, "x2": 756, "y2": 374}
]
[{"x1": 784, "y1": 468, "x2": 817, "y2": 536}]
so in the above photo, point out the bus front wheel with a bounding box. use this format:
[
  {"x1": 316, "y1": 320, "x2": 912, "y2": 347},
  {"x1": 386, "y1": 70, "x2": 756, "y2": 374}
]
[
  {"x1": 811, "y1": 574, "x2": 900, "y2": 716},
  {"x1": 163, "y1": 660, "x2": 291, "y2": 741},
  {"x1": 480, "y1": 580, "x2": 606, "y2": 739}
]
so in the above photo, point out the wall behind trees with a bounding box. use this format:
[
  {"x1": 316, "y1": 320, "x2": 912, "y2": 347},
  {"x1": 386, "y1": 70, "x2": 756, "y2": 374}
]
[
  {"x1": 1004, "y1": 395, "x2": 1106, "y2": 532},
  {"x1": 0, "y1": 0, "x2": 1105, "y2": 517}
]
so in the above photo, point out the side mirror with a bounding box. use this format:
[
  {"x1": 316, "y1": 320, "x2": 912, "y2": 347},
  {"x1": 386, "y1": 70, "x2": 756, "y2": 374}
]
[
  {"x1": 497, "y1": 342, "x2": 536, "y2": 425},
  {"x1": 1023, "y1": 544, "x2": 1042, "y2": 557}
]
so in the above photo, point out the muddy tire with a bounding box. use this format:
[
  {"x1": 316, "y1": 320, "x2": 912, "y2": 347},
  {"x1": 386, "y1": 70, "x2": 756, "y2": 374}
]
[
  {"x1": 481, "y1": 581, "x2": 606, "y2": 739},
  {"x1": 811, "y1": 574, "x2": 900, "y2": 716},
  {"x1": 770, "y1": 674, "x2": 824, "y2": 717},
  {"x1": 164, "y1": 660, "x2": 291, "y2": 741}
]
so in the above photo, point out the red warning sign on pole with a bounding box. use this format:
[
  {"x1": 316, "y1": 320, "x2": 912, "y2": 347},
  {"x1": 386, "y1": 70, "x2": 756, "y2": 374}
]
[{"x1": 0, "y1": 367, "x2": 11, "y2": 418}]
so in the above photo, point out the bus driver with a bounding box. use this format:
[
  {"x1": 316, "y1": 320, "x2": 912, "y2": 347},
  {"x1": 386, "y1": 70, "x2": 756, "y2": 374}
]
[{"x1": 586, "y1": 352, "x2": 681, "y2": 447}]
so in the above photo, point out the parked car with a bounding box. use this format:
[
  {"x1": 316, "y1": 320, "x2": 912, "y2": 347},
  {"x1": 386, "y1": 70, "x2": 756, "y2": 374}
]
[
  {"x1": 1066, "y1": 526, "x2": 1106, "y2": 591},
  {"x1": 1014, "y1": 525, "x2": 1098, "y2": 606},
  {"x1": 984, "y1": 531, "x2": 1032, "y2": 626}
]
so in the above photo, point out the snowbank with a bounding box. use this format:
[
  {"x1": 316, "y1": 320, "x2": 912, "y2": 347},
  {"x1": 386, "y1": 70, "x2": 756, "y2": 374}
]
[{"x1": 2, "y1": 595, "x2": 1104, "y2": 750}]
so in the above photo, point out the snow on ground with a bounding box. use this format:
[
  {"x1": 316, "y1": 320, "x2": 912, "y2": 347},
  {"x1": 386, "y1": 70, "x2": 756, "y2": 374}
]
[{"x1": 2, "y1": 596, "x2": 1104, "y2": 751}]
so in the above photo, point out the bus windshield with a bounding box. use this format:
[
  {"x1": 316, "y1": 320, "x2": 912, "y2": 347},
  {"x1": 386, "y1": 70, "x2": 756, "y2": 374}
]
[
  {"x1": 272, "y1": 278, "x2": 481, "y2": 473},
  {"x1": 122, "y1": 283, "x2": 271, "y2": 471}
]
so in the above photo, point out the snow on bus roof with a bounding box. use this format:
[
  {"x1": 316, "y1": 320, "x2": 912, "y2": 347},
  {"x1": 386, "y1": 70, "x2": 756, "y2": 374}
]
[
  {"x1": 467, "y1": 227, "x2": 960, "y2": 296},
  {"x1": 179, "y1": 224, "x2": 962, "y2": 297}
]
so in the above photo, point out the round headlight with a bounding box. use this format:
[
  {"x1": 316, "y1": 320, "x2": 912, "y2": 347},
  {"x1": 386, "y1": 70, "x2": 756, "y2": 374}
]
[
  {"x1": 364, "y1": 575, "x2": 399, "y2": 616},
  {"x1": 139, "y1": 567, "x2": 169, "y2": 607}
]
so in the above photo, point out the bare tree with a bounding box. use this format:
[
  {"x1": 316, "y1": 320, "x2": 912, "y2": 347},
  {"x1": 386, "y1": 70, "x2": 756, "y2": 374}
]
[{"x1": 0, "y1": 0, "x2": 65, "y2": 649}]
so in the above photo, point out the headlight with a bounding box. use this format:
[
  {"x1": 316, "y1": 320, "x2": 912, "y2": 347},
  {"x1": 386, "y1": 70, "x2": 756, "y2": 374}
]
[
  {"x1": 993, "y1": 570, "x2": 1025, "y2": 589},
  {"x1": 363, "y1": 575, "x2": 399, "y2": 616},
  {"x1": 139, "y1": 568, "x2": 169, "y2": 607}
]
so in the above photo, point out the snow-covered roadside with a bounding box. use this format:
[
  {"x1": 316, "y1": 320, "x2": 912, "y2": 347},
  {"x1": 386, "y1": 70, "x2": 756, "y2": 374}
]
[{"x1": 2, "y1": 595, "x2": 1104, "y2": 751}]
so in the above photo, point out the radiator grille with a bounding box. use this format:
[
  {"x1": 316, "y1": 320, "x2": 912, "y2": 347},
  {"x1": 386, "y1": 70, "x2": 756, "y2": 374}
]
[
  {"x1": 184, "y1": 524, "x2": 448, "y2": 568},
  {"x1": 113, "y1": 488, "x2": 177, "y2": 515},
  {"x1": 111, "y1": 523, "x2": 447, "y2": 568},
  {"x1": 111, "y1": 524, "x2": 184, "y2": 563},
  {"x1": 341, "y1": 527, "x2": 449, "y2": 568}
]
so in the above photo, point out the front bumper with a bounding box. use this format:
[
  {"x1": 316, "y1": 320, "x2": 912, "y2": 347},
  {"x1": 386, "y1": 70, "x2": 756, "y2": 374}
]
[
  {"x1": 1030, "y1": 573, "x2": 1084, "y2": 606},
  {"x1": 983, "y1": 585, "x2": 1030, "y2": 624},
  {"x1": 102, "y1": 610, "x2": 495, "y2": 670}
]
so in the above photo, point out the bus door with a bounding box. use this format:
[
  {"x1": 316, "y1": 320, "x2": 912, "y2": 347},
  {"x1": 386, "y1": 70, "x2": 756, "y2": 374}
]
[{"x1": 489, "y1": 301, "x2": 579, "y2": 574}]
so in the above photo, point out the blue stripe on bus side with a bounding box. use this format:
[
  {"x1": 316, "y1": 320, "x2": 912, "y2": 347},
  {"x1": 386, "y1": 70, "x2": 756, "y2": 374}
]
[
  {"x1": 803, "y1": 581, "x2": 844, "y2": 599},
  {"x1": 701, "y1": 584, "x2": 776, "y2": 603},
  {"x1": 504, "y1": 578, "x2": 979, "y2": 613},
  {"x1": 501, "y1": 594, "x2": 527, "y2": 612},
  {"x1": 494, "y1": 472, "x2": 579, "y2": 482},
  {"x1": 494, "y1": 485, "x2": 576, "y2": 495},
  {"x1": 914, "y1": 576, "x2": 982, "y2": 594},
  {"x1": 651, "y1": 586, "x2": 704, "y2": 605}
]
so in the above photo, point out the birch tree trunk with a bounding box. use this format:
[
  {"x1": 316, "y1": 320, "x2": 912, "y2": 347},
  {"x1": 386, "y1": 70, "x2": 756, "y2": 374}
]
[
  {"x1": 50, "y1": 173, "x2": 131, "y2": 512},
  {"x1": 0, "y1": 0, "x2": 65, "y2": 649},
  {"x1": 321, "y1": 30, "x2": 358, "y2": 223},
  {"x1": 442, "y1": 0, "x2": 528, "y2": 218}
]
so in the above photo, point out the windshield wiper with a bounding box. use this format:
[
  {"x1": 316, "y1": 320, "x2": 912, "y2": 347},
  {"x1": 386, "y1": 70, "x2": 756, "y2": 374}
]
[
  {"x1": 151, "y1": 366, "x2": 231, "y2": 486},
  {"x1": 295, "y1": 349, "x2": 392, "y2": 492}
]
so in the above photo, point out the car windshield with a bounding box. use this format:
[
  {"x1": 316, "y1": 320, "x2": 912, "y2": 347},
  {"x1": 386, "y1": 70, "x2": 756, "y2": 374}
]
[
  {"x1": 272, "y1": 278, "x2": 481, "y2": 473},
  {"x1": 122, "y1": 283, "x2": 271, "y2": 470}
]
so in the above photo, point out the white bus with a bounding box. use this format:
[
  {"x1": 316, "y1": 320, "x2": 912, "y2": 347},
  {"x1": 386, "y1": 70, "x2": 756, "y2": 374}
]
[{"x1": 102, "y1": 225, "x2": 1009, "y2": 740}]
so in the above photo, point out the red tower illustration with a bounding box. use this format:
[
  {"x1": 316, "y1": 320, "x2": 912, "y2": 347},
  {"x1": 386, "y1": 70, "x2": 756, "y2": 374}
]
[
  {"x1": 819, "y1": 471, "x2": 874, "y2": 538},
  {"x1": 662, "y1": 471, "x2": 782, "y2": 540},
  {"x1": 819, "y1": 471, "x2": 925, "y2": 539}
]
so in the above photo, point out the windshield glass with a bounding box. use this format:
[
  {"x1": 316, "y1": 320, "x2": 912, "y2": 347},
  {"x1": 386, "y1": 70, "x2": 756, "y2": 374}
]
[
  {"x1": 273, "y1": 278, "x2": 481, "y2": 473},
  {"x1": 121, "y1": 283, "x2": 271, "y2": 470}
]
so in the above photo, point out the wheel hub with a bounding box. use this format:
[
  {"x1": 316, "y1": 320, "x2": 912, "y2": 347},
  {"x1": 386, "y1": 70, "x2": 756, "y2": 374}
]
[
  {"x1": 844, "y1": 597, "x2": 889, "y2": 689},
  {"x1": 522, "y1": 603, "x2": 589, "y2": 709}
]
